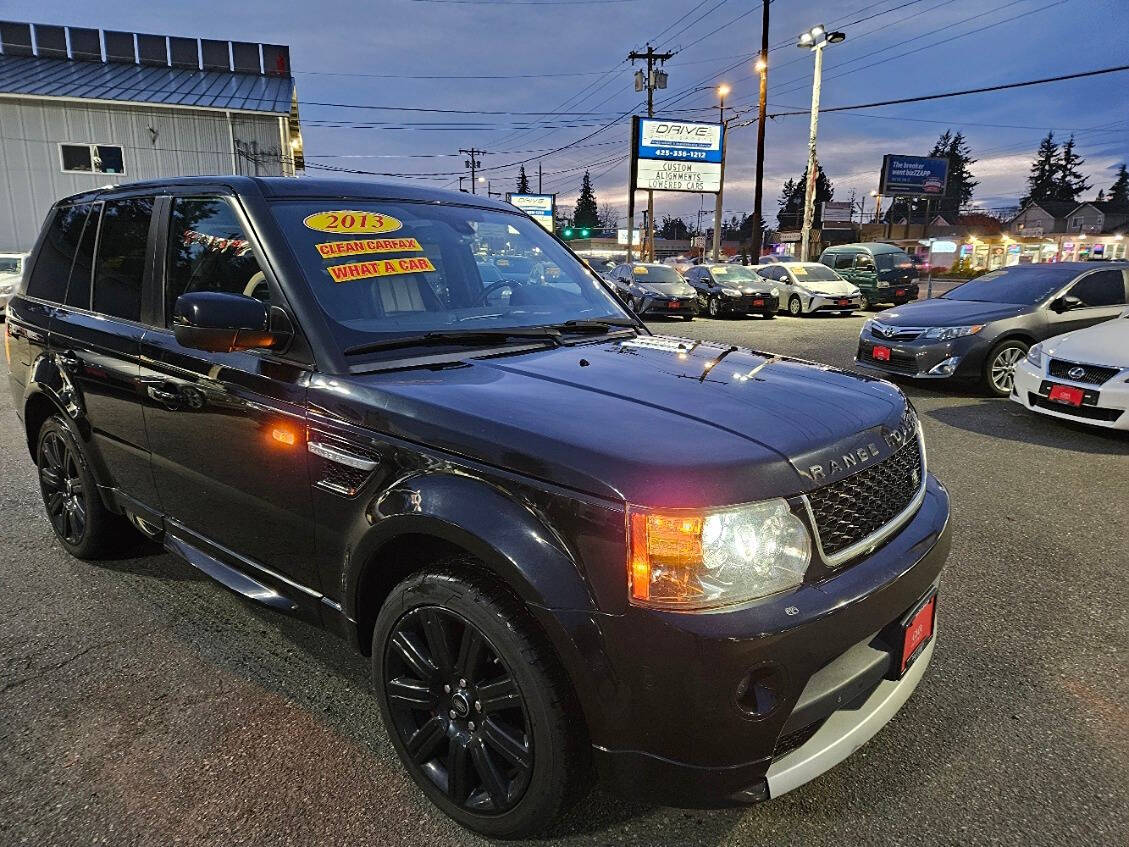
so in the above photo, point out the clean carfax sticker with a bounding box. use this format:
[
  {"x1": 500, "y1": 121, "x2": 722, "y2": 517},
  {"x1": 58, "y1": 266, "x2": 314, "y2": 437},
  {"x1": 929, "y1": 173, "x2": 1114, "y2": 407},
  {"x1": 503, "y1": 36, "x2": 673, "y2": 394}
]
[
  {"x1": 328, "y1": 256, "x2": 435, "y2": 283},
  {"x1": 302, "y1": 210, "x2": 403, "y2": 235},
  {"x1": 316, "y1": 237, "x2": 422, "y2": 259}
]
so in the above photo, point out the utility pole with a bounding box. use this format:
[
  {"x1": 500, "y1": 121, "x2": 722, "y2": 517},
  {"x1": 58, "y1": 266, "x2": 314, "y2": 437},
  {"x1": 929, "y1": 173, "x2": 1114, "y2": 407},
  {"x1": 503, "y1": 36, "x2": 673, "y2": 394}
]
[
  {"x1": 538, "y1": 160, "x2": 542, "y2": 194},
  {"x1": 750, "y1": 0, "x2": 771, "y2": 262},
  {"x1": 712, "y1": 84, "x2": 730, "y2": 262},
  {"x1": 460, "y1": 148, "x2": 485, "y2": 194},
  {"x1": 629, "y1": 45, "x2": 674, "y2": 261},
  {"x1": 798, "y1": 25, "x2": 845, "y2": 261}
]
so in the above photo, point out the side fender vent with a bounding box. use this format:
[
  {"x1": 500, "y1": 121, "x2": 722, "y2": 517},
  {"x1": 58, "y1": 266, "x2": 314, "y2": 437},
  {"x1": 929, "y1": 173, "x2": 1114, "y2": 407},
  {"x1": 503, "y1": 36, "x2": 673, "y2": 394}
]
[{"x1": 308, "y1": 438, "x2": 380, "y2": 497}]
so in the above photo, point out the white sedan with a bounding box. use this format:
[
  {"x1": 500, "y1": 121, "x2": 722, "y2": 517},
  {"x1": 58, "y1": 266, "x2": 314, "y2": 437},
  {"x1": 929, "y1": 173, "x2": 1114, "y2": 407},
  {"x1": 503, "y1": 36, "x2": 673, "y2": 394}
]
[
  {"x1": 753, "y1": 262, "x2": 864, "y2": 316},
  {"x1": 1012, "y1": 308, "x2": 1129, "y2": 430}
]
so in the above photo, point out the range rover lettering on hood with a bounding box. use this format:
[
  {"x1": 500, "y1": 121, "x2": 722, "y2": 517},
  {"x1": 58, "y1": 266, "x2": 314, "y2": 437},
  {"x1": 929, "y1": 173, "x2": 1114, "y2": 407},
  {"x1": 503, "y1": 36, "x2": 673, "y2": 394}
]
[{"x1": 796, "y1": 408, "x2": 918, "y2": 484}]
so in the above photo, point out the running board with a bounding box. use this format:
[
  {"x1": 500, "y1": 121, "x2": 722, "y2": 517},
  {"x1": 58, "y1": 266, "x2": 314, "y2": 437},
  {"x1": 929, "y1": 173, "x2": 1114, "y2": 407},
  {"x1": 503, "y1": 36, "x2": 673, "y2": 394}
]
[{"x1": 163, "y1": 533, "x2": 299, "y2": 613}]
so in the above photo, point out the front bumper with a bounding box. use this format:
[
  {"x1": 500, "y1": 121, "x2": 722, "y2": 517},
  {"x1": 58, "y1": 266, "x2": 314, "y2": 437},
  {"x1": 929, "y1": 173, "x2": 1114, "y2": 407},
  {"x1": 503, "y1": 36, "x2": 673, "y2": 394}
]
[
  {"x1": 560, "y1": 475, "x2": 950, "y2": 807},
  {"x1": 638, "y1": 294, "x2": 699, "y2": 317},
  {"x1": 722, "y1": 293, "x2": 779, "y2": 314},
  {"x1": 855, "y1": 331, "x2": 988, "y2": 380},
  {"x1": 1011, "y1": 359, "x2": 1129, "y2": 429},
  {"x1": 867, "y1": 283, "x2": 919, "y2": 305},
  {"x1": 807, "y1": 294, "x2": 865, "y2": 313}
]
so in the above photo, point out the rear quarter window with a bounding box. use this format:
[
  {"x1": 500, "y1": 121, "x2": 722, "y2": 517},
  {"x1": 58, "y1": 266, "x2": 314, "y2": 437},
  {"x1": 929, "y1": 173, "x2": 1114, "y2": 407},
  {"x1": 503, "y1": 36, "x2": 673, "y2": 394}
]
[
  {"x1": 92, "y1": 197, "x2": 154, "y2": 322},
  {"x1": 25, "y1": 204, "x2": 92, "y2": 303}
]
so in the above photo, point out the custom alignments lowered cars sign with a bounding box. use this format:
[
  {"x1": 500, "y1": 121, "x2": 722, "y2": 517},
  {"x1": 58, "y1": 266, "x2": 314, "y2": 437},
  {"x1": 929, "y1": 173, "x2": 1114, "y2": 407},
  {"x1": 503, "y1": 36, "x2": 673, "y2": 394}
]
[{"x1": 632, "y1": 117, "x2": 724, "y2": 194}]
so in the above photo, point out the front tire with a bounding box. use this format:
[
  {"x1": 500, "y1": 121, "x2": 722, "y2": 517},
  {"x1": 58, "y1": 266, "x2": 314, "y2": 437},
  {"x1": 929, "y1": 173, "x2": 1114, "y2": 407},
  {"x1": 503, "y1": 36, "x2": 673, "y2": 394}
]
[
  {"x1": 984, "y1": 339, "x2": 1028, "y2": 397},
  {"x1": 35, "y1": 415, "x2": 122, "y2": 559},
  {"x1": 707, "y1": 297, "x2": 721, "y2": 317},
  {"x1": 787, "y1": 295, "x2": 803, "y2": 316},
  {"x1": 373, "y1": 568, "x2": 588, "y2": 838}
]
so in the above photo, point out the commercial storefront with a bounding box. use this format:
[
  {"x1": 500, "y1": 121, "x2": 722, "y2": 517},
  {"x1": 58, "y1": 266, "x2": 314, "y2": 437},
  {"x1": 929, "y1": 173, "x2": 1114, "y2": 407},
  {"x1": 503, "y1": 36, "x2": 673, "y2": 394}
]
[{"x1": 957, "y1": 233, "x2": 1126, "y2": 269}]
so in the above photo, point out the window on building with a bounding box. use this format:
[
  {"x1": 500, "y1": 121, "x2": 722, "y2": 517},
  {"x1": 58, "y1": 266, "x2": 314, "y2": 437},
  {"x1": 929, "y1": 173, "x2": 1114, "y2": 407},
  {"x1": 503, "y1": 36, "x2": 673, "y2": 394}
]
[
  {"x1": 25, "y1": 204, "x2": 92, "y2": 303},
  {"x1": 1069, "y1": 270, "x2": 1127, "y2": 307},
  {"x1": 60, "y1": 144, "x2": 126, "y2": 175},
  {"x1": 92, "y1": 197, "x2": 154, "y2": 322},
  {"x1": 165, "y1": 197, "x2": 266, "y2": 326}
]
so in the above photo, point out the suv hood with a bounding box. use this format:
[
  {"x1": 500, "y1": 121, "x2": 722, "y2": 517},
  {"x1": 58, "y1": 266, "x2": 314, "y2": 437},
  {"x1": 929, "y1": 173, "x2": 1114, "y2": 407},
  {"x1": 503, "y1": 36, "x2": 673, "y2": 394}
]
[
  {"x1": 319, "y1": 336, "x2": 912, "y2": 507},
  {"x1": 876, "y1": 297, "x2": 1029, "y2": 326}
]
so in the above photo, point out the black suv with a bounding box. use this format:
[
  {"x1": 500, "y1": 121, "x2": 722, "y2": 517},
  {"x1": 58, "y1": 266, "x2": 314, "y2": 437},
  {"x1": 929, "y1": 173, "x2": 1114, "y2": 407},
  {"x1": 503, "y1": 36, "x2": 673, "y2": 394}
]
[{"x1": 6, "y1": 177, "x2": 950, "y2": 838}]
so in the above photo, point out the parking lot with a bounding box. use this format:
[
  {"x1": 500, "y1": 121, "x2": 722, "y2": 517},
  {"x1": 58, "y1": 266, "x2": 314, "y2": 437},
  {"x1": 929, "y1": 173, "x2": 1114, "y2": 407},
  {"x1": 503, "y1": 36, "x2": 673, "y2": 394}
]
[{"x1": 1, "y1": 310, "x2": 1126, "y2": 847}]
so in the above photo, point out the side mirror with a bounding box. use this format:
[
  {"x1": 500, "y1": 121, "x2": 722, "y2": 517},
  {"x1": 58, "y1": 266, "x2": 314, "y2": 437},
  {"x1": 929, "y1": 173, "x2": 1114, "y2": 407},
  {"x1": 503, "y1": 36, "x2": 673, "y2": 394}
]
[
  {"x1": 173, "y1": 291, "x2": 291, "y2": 353},
  {"x1": 1051, "y1": 294, "x2": 1084, "y2": 314},
  {"x1": 602, "y1": 280, "x2": 634, "y2": 311}
]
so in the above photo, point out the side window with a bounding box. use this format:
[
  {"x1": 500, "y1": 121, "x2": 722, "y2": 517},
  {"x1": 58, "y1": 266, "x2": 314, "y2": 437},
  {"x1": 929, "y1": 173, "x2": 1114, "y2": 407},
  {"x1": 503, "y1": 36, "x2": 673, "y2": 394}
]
[
  {"x1": 855, "y1": 253, "x2": 877, "y2": 270},
  {"x1": 833, "y1": 253, "x2": 854, "y2": 270},
  {"x1": 93, "y1": 197, "x2": 154, "y2": 322},
  {"x1": 166, "y1": 197, "x2": 266, "y2": 326},
  {"x1": 1069, "y1": 270, "x2": 1127, "y2": 307},
  {"x1": 25, "y1": 204, "x2": 91, "y2": 303},
  {"x1": 65, "y1": 203, "x2": 102, "y2": 309}
]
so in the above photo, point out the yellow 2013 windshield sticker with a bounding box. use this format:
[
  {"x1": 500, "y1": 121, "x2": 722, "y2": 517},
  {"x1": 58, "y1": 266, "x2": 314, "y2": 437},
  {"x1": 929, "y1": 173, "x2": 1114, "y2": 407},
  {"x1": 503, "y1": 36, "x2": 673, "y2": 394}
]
[
  {"x1": 303, "y1": 210, "x2": 403, "y2": 235},
  {"x1": 328, "y1": 256, "x2": 436, "y2": 284},
  {"x1": 634, "y1": 265, "x2": 649, "y2": 274},
  {"x1": 316, "y1": 237, "x2": 422, "y2": 259},
  {"x1": 791, "y1": 265, "x2": 807, "y2": 275}
]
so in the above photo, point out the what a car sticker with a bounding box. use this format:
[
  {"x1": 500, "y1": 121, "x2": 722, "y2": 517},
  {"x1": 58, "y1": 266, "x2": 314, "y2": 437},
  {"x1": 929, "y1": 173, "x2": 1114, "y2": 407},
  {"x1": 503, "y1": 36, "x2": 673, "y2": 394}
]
[
  {"x1": 712, "y1": 266, "x2": 728, "y2": 275},
  {"x1": 315, "y1": 237, "x2": 422, "y2": 259},
  {"x1": 303, "y1": 210, "x2": 403, "y2": 235},
  {"x1": 327, "y1": 256, "x2": 436, "y2": 284},
  {"x1": 634, "y1": 265, "x2": 649, "y2": 274},
  {"x1": 791, "y1": 265, "x2": 807, "y2": 275}
]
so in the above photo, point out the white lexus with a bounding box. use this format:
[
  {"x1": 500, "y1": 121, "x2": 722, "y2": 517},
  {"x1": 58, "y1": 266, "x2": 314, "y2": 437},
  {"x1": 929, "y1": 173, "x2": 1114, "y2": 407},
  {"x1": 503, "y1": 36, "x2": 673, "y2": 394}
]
[{"x1": 1012, "y1": 308, "x2": 1129, "y2": 430}]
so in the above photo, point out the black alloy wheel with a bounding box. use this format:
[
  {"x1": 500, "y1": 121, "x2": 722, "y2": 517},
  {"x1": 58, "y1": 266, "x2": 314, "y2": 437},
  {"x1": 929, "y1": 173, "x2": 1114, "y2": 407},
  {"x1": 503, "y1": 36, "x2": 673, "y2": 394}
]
[
  {"x1": 38, "y1": 429, "x2": 86, "y2": 546},
  {"x1": 385, "y1": 606, "x2": 533, "y2": 814}
]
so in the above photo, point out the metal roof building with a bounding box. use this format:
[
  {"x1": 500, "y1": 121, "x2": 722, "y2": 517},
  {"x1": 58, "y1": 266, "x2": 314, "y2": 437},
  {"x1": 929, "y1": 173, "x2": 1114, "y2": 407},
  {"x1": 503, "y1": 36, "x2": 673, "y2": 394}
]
[{"x1": 0, "y1": 21, "x2": 304, "y2": 250}]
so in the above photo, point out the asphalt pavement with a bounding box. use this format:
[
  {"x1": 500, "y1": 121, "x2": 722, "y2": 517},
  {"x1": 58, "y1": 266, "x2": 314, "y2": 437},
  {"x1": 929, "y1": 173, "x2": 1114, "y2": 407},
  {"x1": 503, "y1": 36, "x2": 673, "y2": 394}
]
[{"x1": 1, "y1": 311, "x2": 1127, "y2": 847}]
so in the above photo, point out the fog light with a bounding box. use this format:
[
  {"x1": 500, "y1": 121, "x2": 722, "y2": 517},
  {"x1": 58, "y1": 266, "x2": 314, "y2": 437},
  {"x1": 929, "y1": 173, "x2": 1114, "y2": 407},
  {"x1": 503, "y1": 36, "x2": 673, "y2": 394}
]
[
  {"x1": 928, "y1": 356, "x2": 960, "y2": 376},
  {"x1": 735, "y1": 665, "x2": 784, "y2": 717}
]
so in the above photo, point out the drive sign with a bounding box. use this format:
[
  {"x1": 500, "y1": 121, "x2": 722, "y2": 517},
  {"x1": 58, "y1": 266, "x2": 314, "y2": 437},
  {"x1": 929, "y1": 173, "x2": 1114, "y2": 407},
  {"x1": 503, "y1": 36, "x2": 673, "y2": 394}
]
[
  {"x1": 633, "y1": 117, "x2": 724, "y2": 194},
  {"x1": 506, "y1": 193, "x2": 556, "y2": 232}
]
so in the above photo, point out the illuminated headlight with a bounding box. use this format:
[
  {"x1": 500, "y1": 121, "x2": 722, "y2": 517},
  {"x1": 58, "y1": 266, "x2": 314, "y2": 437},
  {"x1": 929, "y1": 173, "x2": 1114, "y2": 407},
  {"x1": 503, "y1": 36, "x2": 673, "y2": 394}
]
[
  {"x1": 922, "y1": 325, "x2": 983, "y2": 341},
  {"x1": 1026, "y1": 342, "x2": 1044, "y2": 368},
  {"x1": 721, "y1": 287, "x2": 743, "y2": 297},
  {"x1": 877, "y1": 280, "x2": 890, "y2": 288},
  {"x1": 628, "y1": 500, "x2": 811, "y2": 611},
  {"x1": 850, "y1": 288, "x2": 862, "y2": 297}
]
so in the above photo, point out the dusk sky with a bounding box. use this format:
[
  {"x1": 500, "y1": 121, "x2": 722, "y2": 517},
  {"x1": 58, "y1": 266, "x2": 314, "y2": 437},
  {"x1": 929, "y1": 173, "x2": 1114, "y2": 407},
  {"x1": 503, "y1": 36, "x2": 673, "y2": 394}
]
[{"x1": 10, "y1": 0, "x2": 1129, "y2": 226}]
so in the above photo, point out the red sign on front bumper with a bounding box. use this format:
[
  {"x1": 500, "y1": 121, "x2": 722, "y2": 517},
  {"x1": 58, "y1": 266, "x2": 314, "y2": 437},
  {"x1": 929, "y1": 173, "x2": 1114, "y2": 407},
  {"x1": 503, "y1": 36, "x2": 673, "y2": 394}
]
[
  {"x1": 872, "y1": 345, "x2": 891, "y2": 362},
  {"x1": 668, "y1": 300, "x2": 680, "y2": 309},
  {"x1": 901, "y1": 594, "x2": 936, "y2": 674},
  {"x1": 1048, "y1": 384, "x2": 1084, "y2": 407}
]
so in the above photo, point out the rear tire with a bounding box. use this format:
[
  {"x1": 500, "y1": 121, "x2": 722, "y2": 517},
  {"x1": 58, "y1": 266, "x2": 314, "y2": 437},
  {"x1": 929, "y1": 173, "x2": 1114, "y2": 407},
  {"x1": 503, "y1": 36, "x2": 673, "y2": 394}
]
[
  {"x1": 373, "y1": 567, "x2": 588, "y2": 838},
  {"x1": 35, "y1": 415, "x2": 125, "y2": 559},
  {"x1": 787, "y1": 295, "x2": 803, "y2": 316},
  {"x1": 983, "y1": 339, "x2": 1028, "y2": 397}
]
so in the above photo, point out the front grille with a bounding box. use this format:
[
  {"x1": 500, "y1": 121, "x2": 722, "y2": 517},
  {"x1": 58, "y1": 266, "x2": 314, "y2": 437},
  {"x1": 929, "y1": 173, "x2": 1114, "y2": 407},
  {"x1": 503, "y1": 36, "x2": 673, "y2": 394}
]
[
  {"x1": 858, "y1": 342, "x2": 920, "y2": 374},
  {"x1": 1029, "y1": 393, "x2": 1124, "y2": 422},
  {"x1": 1048, "y1": 359, "x2": 1121, "y2": 386},
  {"x1": 806, "y1": 434, "x2": 924, "y2": 558},
  {"x1": 870, "y1": 323, "x2": 925, "y2": 341}
]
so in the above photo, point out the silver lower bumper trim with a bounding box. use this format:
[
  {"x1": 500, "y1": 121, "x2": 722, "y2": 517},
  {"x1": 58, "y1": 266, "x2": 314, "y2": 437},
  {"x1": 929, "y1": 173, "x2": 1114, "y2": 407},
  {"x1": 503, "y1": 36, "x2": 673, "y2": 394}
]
[{"x1": 765, "y1": 634, "x2": 936, "y2": 798}]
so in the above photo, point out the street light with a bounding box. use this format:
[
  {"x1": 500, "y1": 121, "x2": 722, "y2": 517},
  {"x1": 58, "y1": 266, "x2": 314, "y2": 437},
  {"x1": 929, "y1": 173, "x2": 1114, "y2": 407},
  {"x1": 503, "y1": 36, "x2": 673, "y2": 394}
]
[
  {"x1": 796, "y1": 24, "x2": 846, "y2": 262},
  {"x1": 713, "y1": 84, "x2": 731, "y2": 261}
]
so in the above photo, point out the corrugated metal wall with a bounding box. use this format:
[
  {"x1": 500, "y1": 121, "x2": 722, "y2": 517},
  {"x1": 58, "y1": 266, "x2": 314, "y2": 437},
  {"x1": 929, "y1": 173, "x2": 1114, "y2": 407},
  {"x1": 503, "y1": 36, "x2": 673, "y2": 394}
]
[{"x1": 0, "y1": 97, "x2": 288, "y2": 250}]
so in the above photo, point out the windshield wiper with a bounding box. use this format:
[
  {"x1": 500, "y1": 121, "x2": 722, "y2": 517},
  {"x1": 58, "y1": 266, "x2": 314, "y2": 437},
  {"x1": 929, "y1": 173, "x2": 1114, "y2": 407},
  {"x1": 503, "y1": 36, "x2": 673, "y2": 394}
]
[
  {"x1": 548, "y1": 318, "x2": 638, "y2": 333},
  {"x1": 343, "y1": 328, "x2": 561, "y2": 357}
]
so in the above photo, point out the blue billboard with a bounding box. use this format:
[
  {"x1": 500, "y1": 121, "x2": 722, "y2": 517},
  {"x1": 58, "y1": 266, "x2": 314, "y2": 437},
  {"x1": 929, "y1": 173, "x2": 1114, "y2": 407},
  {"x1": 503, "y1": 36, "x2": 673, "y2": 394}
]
[{"x1": 879, "y1": 155, "x2": 949, "y2": 196}]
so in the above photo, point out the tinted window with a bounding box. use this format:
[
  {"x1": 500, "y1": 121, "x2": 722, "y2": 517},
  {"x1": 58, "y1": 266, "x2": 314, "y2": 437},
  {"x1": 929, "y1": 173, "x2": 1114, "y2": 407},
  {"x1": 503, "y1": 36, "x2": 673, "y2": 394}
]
[
  {"x1": 831, "y1": 253, "x2": 853, "y2": 269},
  {"x1": 26, "y1": 204, "x2": 91, "y2": 303},
  {"x1": 1069, "y1": 270, "x2": 1126, "y2": 307},
  {"x1": 65, "y1": 203, "x2": 101, "y2": 309},
  {"x1": 944, "y1": 266, "x2": 1080, "y2": 305},
  {"x1": 93, "y1": 197, "x2": 154, "y2": 322},
  {"x1": 166, "y1": 198, "x2": 265, "y2": 325},
  {"x1": 874, "y1": 251, "x2": 912, "y2": 271}
]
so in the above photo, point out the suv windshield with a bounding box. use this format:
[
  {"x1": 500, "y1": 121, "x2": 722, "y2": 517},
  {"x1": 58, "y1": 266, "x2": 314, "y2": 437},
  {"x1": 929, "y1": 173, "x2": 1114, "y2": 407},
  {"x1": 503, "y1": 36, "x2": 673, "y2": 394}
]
[
  {"x1": 270, "y1": 201, "x2": 628, "y2": 348},
  {"x1": 786, "y1": 264, "x2": 842, "y2": 282},
  {"x1": 943, "y1": 266, "x2": 1078, "y2": 304},
  {"x1": 634, "y1": 265, "x2": 683, "y2": 284},
  {"x1": 874, "y1": 252, "x2": 913, "y2": 270},
  {"x1": 0, "y1": 256, "x2": 21, "y2": 274}
]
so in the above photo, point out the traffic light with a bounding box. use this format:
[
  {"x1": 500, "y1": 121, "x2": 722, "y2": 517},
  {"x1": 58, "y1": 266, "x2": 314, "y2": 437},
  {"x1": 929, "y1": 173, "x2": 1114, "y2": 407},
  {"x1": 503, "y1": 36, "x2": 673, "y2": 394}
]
[
  {"x1": 562, "y1": 227, "x2": 574, "y2": 239},
  {"x1": 579, "y1": 227, "x2": 591, "y2": 238}
]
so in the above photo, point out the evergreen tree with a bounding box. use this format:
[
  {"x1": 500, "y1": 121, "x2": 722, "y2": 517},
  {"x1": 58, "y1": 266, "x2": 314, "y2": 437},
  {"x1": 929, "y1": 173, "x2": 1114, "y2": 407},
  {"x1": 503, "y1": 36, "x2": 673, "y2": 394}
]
[
  {"x1": 573, "y1": 170, "x2": 599, "y2": 229},
  {"x1": 776, "y1": 166, "x2": 832, "y2": 229},
  {"x1": 1022, "y1": 132, "x2": 1059, "y2": 206},
  {"x1": 1052, "y1": 134, "x2": 1090, "y2": 202},
  {"x1": 658, "y1": 215, "x2": 690, "y2": 239},
  {"x1": 933, "y1": 130, "x2": 977, "y2": 213},
  {"x1": 516, "y1": 165, "x2": 531, "y2": 195},
  {"x1": 1107, "y1": 163, "x2": 1129, "y2": 208}
]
